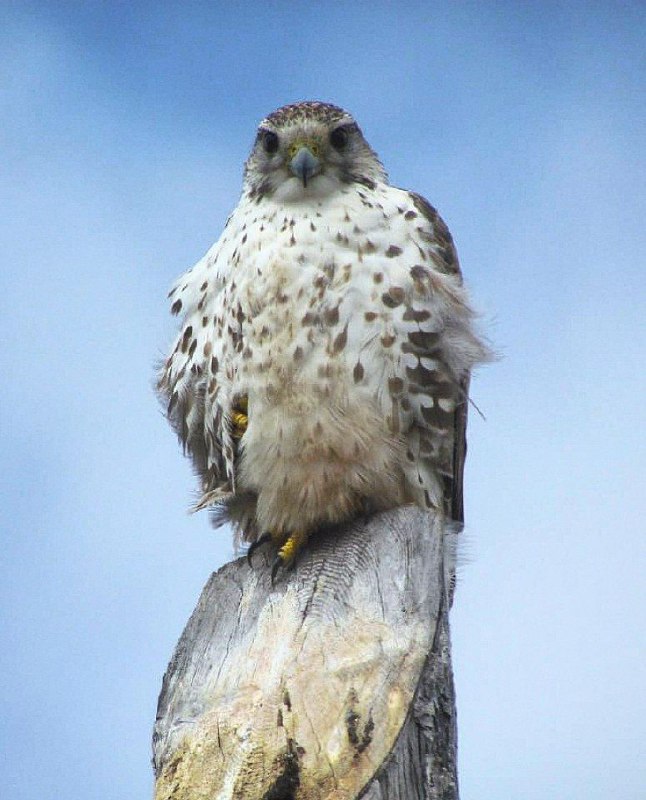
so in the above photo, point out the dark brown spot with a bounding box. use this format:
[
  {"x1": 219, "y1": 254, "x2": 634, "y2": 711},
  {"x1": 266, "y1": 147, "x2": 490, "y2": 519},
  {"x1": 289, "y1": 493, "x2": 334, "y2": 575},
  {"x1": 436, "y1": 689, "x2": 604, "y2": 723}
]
[
  {"x1": 210, "y1": 356, "x2": 219, "y2": 373},
  {"x1": 388, "y1": 377, "x2": 404, "y2": 394},
  {"x1": 408, "y1": 330, "x2": 440, "y2": 349},
  {"x1": 381, "y1": 287, "x2": 405, "y2": 308},
  {"x1": 381, "y1": 334, "x2": 396, "y2": 348},
  {"x1": 203, "y1": 341, "x2": 212, "y2": 357},
  {"x1": 323, "y1": 305, "x2": 340, "y2": 326},
  {"x1": 406, "y1": 361, "x2": 437, "y2": 386},
  {"x1": 364, "y1": 311, "x2": 378, "y2": 322},
  {"x1": 171, "y1": 299, "x2": 182, "y2": 315},
  {"x1": 421, "y1": 403, "x2": 453, "y2": 427},
  {"x1": 353, "y1": 362, "x2": 364, "y2": 383},
  {"x1": 364, "y1": 239, "x2": 376, "y2": 254},
  {"x1": 200, "y1": 281, "x2": 208, "y2": 291},
  {"x1": 405, "y1": 210, "x2": 417, "y2": 220},
  {"x1": 332, "y1": 325, "x2": 348, "y2": 354},
  {"x1": 403, "y1": 307, "x2": 431, "y2": 323},
  {"x1": 293, "y1": 345, "x2": 304, "y2": 361},
  {"x1": 385, "y1": 245, "x2": 403, "y2": 258},
  {"x1": 180, "y1": 326, "x2": 193, "y2": 353},
  {"x1": 372, "y1": 272, "x2": 383, "y2": 284},
  {"x1": 302, "y1": 311, "x2": 318, "y2": 326}
]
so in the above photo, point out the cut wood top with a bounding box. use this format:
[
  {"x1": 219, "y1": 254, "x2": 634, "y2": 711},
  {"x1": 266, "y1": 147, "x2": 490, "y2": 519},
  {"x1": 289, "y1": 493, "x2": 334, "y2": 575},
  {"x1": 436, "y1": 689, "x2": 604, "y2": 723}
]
[{"x1": 153, "y1": 506, "x2": 448, "y2": 800}]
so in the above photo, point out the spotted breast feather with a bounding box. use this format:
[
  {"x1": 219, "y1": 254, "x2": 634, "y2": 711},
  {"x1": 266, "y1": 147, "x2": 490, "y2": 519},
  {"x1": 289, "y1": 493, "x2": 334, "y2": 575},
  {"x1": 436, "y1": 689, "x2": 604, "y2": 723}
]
[{"x1": 157, "y1": 101, "x2": 490, "y2": 575}]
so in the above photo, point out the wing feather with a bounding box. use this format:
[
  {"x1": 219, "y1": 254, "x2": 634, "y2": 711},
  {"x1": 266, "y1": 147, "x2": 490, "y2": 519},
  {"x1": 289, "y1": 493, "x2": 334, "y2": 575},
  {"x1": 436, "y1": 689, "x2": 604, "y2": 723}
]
[
  {"x1": 156, "y1": 236, "x2": 238, "y2": 506},
  {"x1": 388, "y1": 190, "x2": 489, "y2": 524}
]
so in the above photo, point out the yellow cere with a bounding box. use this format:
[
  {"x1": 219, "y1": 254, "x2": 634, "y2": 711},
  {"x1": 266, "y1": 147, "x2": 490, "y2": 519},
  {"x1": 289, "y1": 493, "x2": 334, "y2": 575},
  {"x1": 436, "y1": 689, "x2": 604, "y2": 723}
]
[{"x1": 288, "y1": 138, "x2": 321, "y2": 159}]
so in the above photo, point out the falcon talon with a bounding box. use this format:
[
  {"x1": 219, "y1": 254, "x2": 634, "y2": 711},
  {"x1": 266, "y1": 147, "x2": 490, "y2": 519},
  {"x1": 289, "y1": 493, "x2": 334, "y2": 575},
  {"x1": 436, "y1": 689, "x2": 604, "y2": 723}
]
[
  {"x1": 246, "y1": 532, "x2": 272, "y2": 567},
  {"x1": 270, "y1": 552, "x2": 298, "y2": 585},
  {"x1": 270, "y1": 556, "x2": 284, "y2": 586}
]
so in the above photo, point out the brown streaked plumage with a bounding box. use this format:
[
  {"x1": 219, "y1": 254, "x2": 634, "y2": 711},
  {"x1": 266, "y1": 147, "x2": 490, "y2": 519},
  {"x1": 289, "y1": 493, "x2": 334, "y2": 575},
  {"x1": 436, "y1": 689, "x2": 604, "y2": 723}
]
[{"x1": 157, "y1": 101, "x2": 491, "y2": 570}]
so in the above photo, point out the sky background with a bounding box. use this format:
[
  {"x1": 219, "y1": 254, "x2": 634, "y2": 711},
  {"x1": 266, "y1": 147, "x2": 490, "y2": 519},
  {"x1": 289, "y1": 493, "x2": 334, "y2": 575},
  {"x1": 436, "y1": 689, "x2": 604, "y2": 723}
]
[{"x1": 1, "y1": 2, "x2": 644, "y2": 798}]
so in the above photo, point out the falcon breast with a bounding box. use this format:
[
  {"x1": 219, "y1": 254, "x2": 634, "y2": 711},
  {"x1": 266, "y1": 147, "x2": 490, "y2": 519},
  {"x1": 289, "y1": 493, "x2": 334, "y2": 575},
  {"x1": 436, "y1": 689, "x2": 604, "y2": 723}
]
[{"x1": 157, "y1": 101, "x2": 490, "y2": 566}]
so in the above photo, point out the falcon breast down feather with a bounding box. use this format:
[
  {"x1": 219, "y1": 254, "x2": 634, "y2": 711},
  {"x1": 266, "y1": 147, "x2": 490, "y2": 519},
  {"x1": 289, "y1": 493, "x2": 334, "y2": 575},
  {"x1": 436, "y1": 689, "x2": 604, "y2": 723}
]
[{"x1": 157, "y1": 101, "x2": 490, "y2": 572}]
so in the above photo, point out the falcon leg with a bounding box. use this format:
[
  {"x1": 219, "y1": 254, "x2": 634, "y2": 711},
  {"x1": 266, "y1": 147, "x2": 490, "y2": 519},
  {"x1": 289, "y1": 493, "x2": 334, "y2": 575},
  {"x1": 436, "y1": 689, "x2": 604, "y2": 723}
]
[
  {"x1": 246, "y1": 531, "x2": 272, "y2": 566},
  {"x1": 231, "y1": 396, "x2": 248, "y2": 439},
  {"x1": 271, "y1": 529, "x2": 308, "y2": 584}
]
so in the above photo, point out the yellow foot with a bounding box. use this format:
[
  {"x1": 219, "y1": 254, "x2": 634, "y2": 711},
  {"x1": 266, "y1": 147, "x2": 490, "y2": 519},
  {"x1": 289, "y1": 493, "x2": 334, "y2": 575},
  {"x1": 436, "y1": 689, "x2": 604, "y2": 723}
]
[
  {"x1": 271, "y1": 529, "x2": 308, "y2": 584},
  {"x1": 231, "y1": 396, "x2": 248, "y2": 439}
]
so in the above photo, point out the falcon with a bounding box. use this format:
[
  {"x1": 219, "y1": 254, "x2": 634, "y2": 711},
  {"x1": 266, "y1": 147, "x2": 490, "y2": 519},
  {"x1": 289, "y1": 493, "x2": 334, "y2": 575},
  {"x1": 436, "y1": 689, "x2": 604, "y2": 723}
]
[{"x1": 157, "y1": 101, "x2": 490, "y2": 576}]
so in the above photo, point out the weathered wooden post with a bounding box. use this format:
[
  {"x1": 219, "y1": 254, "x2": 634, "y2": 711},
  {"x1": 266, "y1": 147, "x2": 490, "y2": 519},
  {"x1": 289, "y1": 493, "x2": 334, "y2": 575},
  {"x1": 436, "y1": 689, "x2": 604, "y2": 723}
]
[{"x1": 152, "y1": 505, "x2": 459, "y2": 799}]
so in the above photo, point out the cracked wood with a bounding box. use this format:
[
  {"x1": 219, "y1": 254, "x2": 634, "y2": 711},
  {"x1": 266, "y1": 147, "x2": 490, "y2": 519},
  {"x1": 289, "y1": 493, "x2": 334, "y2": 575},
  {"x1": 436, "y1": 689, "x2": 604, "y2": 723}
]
[{"x1": 153, "y1": 505, "x2": 459, "y2": 799}]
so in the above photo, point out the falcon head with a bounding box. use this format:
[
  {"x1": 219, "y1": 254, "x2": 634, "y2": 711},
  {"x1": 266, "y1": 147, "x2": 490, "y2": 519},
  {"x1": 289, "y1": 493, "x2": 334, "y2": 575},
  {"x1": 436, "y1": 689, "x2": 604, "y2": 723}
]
[{"x1": 243, "y1": 101, "x2": 387, "y2": 203}]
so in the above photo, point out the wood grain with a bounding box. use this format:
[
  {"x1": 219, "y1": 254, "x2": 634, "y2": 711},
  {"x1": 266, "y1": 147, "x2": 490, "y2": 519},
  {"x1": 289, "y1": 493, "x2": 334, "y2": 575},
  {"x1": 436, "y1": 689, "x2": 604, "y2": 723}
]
[{"x1": 153, "y1": 506, "x2": 458, "y2": 799}]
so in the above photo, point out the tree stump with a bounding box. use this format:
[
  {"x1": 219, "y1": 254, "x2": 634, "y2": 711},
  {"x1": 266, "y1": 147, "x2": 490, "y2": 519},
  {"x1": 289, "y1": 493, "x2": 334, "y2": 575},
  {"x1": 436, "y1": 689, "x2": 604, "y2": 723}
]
[{"x1": 152, "y1": 505, "x2": 459, "y2": 799}]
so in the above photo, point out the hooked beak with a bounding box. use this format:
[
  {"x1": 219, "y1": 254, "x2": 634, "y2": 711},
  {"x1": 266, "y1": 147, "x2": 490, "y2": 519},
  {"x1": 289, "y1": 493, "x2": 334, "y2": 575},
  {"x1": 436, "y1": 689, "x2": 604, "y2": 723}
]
[{"x1": 290, "y1": 146, "x2": 320, "y2": 187}]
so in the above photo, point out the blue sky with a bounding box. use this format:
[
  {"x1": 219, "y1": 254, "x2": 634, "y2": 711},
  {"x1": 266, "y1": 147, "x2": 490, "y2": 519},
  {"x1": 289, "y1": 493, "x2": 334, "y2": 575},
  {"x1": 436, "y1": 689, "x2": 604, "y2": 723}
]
[{"x1": 1, "y1": 2, "x2": 644, "y2": 798}]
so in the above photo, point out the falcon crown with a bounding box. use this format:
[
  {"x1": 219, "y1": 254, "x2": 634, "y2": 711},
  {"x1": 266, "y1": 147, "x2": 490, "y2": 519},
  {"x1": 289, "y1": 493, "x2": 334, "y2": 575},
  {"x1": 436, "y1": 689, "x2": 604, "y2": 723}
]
[{"x1": 244, "y1": 101, "x2": 387, "y2": 203}]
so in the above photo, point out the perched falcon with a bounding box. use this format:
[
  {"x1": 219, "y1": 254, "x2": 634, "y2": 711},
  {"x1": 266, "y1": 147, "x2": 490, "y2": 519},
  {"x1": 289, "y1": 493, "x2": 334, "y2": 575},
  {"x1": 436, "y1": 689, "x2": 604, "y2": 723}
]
[{"x1": 158, "y1": 101, "x2": 490, "y2": 574}]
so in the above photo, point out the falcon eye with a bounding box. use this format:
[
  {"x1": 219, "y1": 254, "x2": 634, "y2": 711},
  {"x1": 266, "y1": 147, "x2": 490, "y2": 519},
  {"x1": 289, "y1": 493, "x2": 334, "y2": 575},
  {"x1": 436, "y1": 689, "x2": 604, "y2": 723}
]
[
  {"x1": 329, "y1": 126, "x2": 349, "y2": 151},
  {"x1": 261, "y1": 130, "x2": 279, "y2": 155}
]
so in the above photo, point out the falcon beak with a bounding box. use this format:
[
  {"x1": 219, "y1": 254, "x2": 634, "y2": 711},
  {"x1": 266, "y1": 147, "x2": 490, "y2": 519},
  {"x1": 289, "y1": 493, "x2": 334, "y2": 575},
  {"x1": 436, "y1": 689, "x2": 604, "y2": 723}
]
[{"x1": 290, "y1": 146, "x2": 320, "y2": 187}]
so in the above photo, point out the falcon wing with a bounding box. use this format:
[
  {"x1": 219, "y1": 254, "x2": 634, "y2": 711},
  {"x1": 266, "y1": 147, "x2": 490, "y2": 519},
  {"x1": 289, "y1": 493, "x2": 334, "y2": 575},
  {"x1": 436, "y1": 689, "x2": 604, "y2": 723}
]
[
  {"x1": 393, "y1": 191, "x2": 487, "y2": 526},
  {"x1": 156, "y1": 244, "x2": 236, "y2": 509}
]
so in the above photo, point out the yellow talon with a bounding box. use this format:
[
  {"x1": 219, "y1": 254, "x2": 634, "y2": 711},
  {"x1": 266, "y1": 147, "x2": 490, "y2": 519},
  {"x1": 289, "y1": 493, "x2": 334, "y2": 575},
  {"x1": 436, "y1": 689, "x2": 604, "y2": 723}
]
[
  {"x1": 277, "y1": 529, "x2": 308, "y2": 566},
  {"x1": 271, "y1": 530, "x2": 308, "y2": 583},
  {"x1": 231, "y1": 410, "x2": 248, "y2": 438},
  {"x1": 231, "y1": 396, "x2": 249, "y2": 439}
]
